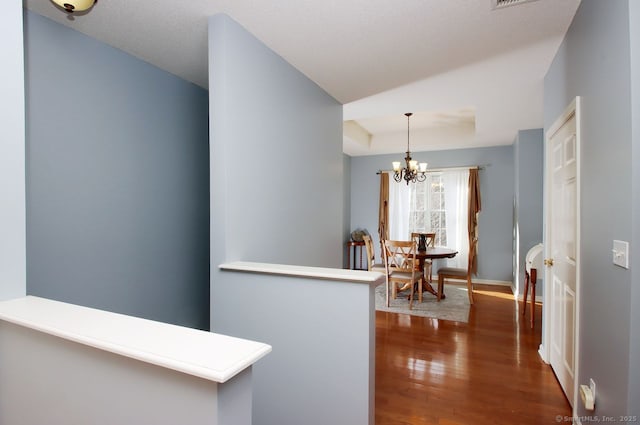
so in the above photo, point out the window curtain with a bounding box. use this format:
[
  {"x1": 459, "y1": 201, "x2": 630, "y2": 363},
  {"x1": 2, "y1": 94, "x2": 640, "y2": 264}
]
[
  {"x1": 378, "y1": 173, "x2": 389, "y2": 254},
  {"x1": 468, "y1": 168, "x2": 482, "y2": 275},
  {"x1": 388, "y1": 176, "x2": 411, "y2": 240},
  {"x1": 442, "y1": 169, "x2": 470, "y2": 268}
]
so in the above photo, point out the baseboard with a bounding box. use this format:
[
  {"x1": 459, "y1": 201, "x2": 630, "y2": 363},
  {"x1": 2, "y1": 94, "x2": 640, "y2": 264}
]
[
  {"x1": 473, "y1": 278, "x2": 512, "y2": 287},
  {"x1": 514, "y1": 293, "x2": 544, "y2": 303},
  {"x1": 510, "y1": 283, "x2": 543, "y2": 303},
  {"x1": 442, "y1": 278, "x2": 511, "y2": 287},
  {"x1": 538, "y1": 344, "x2": 549, "y2": 363}
]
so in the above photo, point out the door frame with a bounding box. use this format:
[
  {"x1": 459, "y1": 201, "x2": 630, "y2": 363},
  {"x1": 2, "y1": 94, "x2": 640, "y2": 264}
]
[{"x1": 540, "y1": 96, "x2": 581, "y2": 411}]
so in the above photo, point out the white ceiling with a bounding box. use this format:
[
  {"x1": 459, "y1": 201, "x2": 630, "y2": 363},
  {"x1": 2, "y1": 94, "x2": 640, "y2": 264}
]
[{"x1": 24, "y1": 0, "x2": 581, "y2": 156}]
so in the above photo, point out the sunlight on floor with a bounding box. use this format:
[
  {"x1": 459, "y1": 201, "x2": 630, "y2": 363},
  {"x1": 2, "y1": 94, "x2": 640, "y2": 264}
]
[{"x1": 472, "y1": 287, "x2": 517, "y2": 300}]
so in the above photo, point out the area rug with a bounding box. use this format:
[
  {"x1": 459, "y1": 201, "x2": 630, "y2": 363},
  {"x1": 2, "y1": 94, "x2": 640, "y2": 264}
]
[{"x1": 375, "y1": 282, "x2": 471, "y2": 323}]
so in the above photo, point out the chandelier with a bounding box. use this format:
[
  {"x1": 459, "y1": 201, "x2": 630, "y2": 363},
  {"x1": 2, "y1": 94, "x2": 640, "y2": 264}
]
[
  {"x1": 50, "y1": 0, "x2": 97, "y2": 13},
  {"x1": 392, "y1": 112, "x2": 427, "y2": 184}
]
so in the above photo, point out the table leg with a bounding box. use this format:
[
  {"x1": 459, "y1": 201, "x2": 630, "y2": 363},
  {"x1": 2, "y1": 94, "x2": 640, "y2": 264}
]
[
  {"x1": 522, "y1": 270, "x2": 530, "y2": 315},
  {"x1": 422, "y1": 276, "x2": 437, "y2": 296},
  {"x1": 530, "y1": 268, "x2": 537, "y2": 329},
  {"x1": 418, "y1": 258, "x2": 439, "y2": 297}
]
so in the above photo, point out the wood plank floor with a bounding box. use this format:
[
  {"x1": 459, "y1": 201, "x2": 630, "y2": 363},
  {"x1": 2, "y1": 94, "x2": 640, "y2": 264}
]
[{"x1": 375, "y1": 284, "x2": 571, "y2": 425}]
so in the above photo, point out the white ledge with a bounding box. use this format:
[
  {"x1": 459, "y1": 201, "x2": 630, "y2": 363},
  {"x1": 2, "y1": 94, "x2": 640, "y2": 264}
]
[
  {"x1": 219, "y1": 261, "x2": 385, "y2": 284},
  {"x1": 0, "y1": 296, "x2": 271, "y2": 384}
]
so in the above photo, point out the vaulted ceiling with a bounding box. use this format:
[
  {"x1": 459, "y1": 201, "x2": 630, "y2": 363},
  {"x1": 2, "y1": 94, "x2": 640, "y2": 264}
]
[{"x1": 24, "y1": 0, "x2": 581, "y2": 155}]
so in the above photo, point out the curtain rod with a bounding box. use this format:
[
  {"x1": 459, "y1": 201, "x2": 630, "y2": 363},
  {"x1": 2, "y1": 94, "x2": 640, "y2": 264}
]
[{"x1": 375, "y1": 164, "x2": 488, "y2": 175}]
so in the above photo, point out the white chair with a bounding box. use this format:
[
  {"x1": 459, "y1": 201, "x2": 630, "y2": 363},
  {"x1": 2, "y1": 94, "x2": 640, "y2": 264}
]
[{"x1": 523, "y1": 243, "x2": 543, "y2": 328}]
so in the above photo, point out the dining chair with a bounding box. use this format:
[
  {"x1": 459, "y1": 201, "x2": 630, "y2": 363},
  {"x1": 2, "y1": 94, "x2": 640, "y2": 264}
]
[
  {"x1": 363, "y1": 234, "x2": 386, "y2": 273},
  {"x1": 437, "y1": 240, "x2": 475, "y2": 304},
  {"x1": 410, "y1": 232, "x2": 436, "y2": 282},
  {"x1": 383, "y1": 240, "x2": 422, "y2": 309}
]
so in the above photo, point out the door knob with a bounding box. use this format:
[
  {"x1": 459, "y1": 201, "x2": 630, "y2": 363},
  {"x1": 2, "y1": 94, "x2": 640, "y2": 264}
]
[{"x1": 544, "y1": 258, "x2": 554, "y2": 266}]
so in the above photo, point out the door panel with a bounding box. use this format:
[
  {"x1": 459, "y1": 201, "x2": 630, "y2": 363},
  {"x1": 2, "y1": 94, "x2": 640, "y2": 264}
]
[
  {"x1": 564, "y1": 286, "x2": 575, "y2": 378},
  {"x1": 546, "y1": 105, "x2": 578, "y2": 406}
]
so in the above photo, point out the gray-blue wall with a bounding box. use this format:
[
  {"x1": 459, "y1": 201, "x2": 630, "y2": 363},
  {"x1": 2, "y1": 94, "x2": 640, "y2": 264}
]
[
  {"x1": 207, "y1": 14, "x2": 343, "y2": 274},
  {"x1": 207, "y1": 14, "x2": 346, "y2": 425},
  {"x1": 24, "y1": 11, "x2": 210, "y2": 330},
  {"x1": 513, "y1": 129, "x2": 544, "y2": 298},
  {"x1": 0, "y1": 0, "x2": 26, "y2": 301},
  {"x1": 213, "y1": 269, "x2": 375, "y2": 425},
  {"x1": 350, "y1": 145, "x2": 514, "y2": 282},
  {"x1": 343, "y1": 154, "x2": 352, "y2": 268},
  {"x1": 545, "y1": 0, "x2": 635, "y2": 416}
]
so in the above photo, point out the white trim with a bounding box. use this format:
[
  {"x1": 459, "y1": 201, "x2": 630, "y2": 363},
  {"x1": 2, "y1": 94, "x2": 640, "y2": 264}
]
[
  {"x1": 542, "y1": 96, "x2": 581, "y2": 413},
  {"x1": 514, "y1": 293, "x2": 544, "y2": 303},
  {"x1": 441, "y1": 277, "x2": 511, "y2": 286},
  {"x1": 574, "y1": 96, "x2": 582, "y2": 417},
  {"x1": 511, "y1": 282, "x2": 544, "y2": 303},
  {"x1": 538, "y1": 344, "x2": 548, "y2": 363},
  {"x1": 0, "y1": 296, "x2": 272, "y2": 383},
  {"x1": 220, "y1": 261, "x2": 385, "y2": 285},
  {"x1": 473, "y1": 278, "x2": 512, "y2": 286}
]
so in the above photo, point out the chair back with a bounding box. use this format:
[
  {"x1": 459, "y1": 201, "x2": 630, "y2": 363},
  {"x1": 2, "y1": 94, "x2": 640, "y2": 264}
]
[
  {"x1": 362, "y1": 234, "x2": 375, "y2": 271},
  {"x1": 383, "y1": 240, "x2": 417, "y2": 273},
  {"x1": 525, "y1": 243, "x2": 543, "y2": 273},
  {"x1": 411, "y1": 232, "x2": 435, "y2": 250}
]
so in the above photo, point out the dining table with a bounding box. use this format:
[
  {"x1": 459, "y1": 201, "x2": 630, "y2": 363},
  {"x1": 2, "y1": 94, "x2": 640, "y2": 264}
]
[{"x1": 414, "y1": 246, "x2": 458, "y2": 299}]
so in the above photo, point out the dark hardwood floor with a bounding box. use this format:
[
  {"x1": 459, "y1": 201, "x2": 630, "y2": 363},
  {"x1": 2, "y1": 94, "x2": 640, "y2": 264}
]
[{"x1": 375, "y1": 284, "x2": 571, "y2": 425}]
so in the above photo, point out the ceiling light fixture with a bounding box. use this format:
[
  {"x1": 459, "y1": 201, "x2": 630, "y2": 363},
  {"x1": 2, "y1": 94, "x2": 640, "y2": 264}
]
[
  {"x1": 392, "y1": 112, "x2": 427, "y2": 185},
  {"x1": 50, "y1": 0, "x2": 97, "y2": 14}
]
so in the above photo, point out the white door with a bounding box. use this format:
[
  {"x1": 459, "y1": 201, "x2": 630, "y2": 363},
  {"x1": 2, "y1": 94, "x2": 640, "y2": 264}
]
[{"x1": 544, "y1": 98, "x2": 580, "y2": 407}]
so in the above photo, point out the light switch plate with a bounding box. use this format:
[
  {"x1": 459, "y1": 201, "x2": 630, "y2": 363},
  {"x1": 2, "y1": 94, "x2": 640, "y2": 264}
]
[{"x1": 613, "y1": 240, "x2": 629, "y2": 269}]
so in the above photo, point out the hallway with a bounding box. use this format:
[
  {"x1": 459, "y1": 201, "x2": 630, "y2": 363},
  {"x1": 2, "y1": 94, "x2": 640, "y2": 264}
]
[{"x1": 375, "y1": 284, "x2": 571, "y2": 424}]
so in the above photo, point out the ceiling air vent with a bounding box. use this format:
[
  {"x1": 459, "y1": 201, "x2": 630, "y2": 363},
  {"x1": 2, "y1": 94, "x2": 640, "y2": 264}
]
[{"x1": 491, "y1": 0, "x2": 540, "y2": 10}]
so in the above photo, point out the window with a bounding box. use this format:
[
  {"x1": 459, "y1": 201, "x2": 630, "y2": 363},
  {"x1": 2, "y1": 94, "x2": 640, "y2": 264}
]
[
  {"x1": 409, "y1": 173, "x2": 447, "y2": 246},
  {"x1": 389, "y1": 168, "x2": 470, "y2": 269}
]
